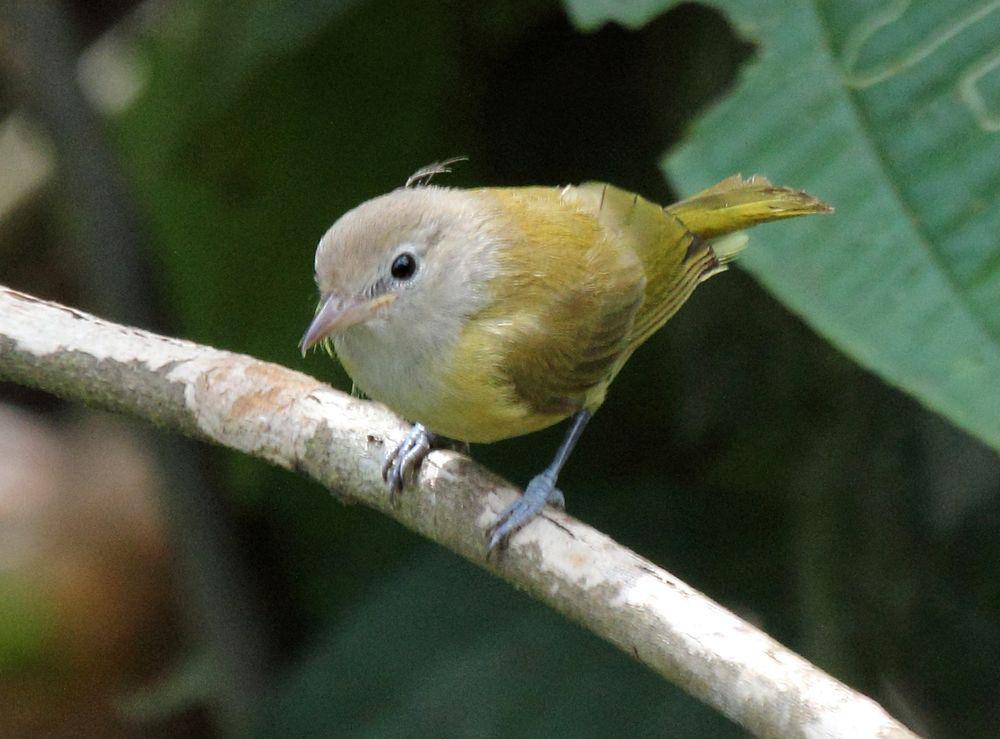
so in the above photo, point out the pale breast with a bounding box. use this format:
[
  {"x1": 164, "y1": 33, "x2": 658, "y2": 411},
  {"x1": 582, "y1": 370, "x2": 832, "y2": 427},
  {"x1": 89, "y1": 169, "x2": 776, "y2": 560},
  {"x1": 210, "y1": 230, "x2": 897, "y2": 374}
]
[{"x1": 333, "y1": 320, "x2": 455, "y2": 424}]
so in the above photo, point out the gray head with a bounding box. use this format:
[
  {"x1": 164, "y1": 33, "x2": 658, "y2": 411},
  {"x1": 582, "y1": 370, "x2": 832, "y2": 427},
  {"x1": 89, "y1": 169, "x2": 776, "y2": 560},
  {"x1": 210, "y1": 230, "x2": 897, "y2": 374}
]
[{"x1": 299, "y1": 185, "x2": 498, "y2": 355}]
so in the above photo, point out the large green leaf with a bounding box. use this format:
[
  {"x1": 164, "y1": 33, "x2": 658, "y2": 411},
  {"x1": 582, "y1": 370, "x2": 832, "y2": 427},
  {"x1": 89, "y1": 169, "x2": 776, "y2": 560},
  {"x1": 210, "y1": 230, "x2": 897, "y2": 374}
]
[{"x1": 566, "y1": 0, "x2": 1000, "y2": 449}]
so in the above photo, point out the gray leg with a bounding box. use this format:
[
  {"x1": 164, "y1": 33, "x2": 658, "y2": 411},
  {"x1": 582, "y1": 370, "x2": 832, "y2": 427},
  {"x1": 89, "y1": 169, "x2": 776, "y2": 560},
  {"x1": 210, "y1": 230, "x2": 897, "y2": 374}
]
[
  {"x1": 487, "y1": 410, "x2": 591, "y2": 552},
  {"x1": 382, "y1": 423, "x2": 436, "y2": 503}
]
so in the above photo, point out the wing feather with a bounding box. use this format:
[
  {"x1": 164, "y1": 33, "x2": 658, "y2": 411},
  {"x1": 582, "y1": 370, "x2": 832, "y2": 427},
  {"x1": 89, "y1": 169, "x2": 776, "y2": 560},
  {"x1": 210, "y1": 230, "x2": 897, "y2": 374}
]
[{"x1": 480, "y1": 188, "x2": 646, "y2": 415}]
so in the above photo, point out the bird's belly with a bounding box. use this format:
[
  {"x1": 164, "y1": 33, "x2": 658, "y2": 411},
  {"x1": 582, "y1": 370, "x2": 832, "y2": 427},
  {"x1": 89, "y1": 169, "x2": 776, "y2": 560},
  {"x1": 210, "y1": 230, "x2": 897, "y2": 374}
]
[
  {"x1": 410, "y1": 389, "x2": 564, "y2": 444},
  {"x1": 335, "y1": 331, "x2": 566, "y2": 443}
]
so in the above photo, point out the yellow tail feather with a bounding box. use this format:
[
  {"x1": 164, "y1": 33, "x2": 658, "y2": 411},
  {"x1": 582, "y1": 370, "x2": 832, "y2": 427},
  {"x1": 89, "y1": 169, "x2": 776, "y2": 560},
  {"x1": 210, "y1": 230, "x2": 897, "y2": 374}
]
[{"x1": 666, "y1": 174, "x2": 833, "y2": 240}]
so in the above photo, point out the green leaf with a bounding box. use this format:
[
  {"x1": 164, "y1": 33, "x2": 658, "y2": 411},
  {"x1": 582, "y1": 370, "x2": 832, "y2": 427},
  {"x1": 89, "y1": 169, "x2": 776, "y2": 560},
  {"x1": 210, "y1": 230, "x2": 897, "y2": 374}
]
[
  {"x1": 0, "y1": 576, "x2": 57, "y2": 671},
  {"x1": 565, "y1": 0, "x2": 1000, "y2": 449}
]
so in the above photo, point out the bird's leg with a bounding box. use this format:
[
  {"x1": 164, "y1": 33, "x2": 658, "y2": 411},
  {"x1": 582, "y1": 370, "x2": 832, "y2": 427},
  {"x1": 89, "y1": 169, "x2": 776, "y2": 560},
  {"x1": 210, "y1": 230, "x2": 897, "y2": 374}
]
[
  {"x1": 382, "y1": 422, "x2": 436, "y2": 504},
  {"x1": 487, "y1": 409, "x2": 592, "y2": 552}
]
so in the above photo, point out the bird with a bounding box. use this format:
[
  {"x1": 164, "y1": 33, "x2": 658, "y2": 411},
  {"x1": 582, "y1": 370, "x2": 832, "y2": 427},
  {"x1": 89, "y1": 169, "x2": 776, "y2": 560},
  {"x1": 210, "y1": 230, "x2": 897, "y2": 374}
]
[{"x1": 300, "y1": 161, "x2": 831, "y2": 552}]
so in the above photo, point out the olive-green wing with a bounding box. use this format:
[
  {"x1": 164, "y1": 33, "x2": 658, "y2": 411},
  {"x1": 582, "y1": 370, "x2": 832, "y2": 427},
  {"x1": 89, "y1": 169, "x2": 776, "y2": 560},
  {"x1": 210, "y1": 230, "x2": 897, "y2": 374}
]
[
  {"x1": 483, "y1": 187, "x2": 647, "y2": 415},
  {"x1": 504, "y1": 263, "x2": 645, "y2": 415},
  {"x1": 568, "y1": 182, "x2": 712, "y2": 353}
]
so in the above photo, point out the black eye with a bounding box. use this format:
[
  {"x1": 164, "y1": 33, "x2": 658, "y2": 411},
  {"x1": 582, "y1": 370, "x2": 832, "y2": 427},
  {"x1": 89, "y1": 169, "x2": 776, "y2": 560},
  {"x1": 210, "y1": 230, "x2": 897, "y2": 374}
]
[{"x1": 391, "y1": 252, "x2": 417, "y2": 280}]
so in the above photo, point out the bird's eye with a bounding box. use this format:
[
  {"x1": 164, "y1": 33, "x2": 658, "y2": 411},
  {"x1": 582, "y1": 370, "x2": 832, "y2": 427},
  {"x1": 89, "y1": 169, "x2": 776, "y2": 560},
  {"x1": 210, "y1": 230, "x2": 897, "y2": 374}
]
[{"x1": 391, "y1": 252, "x2": 417, "y2": 280}]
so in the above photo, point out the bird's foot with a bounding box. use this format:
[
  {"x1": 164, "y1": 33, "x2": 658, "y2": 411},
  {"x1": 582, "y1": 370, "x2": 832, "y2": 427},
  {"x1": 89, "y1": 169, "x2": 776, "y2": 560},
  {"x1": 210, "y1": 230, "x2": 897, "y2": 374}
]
[
  {"x1": 487, "y1": 471, "x2": 563, "y2": 553},
  {"x1": 382, "y1": 423, "x2": 435, "y2": 505}
]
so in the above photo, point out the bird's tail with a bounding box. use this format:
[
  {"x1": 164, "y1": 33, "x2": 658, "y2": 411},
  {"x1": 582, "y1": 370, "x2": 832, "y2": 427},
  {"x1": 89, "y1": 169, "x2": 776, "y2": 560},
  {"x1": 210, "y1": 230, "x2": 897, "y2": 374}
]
[
  {"x1": 618, "y1": 175, "x2": 830, "y2": 349},
  {"x1": 665, "y1": 174, "x2": 833, "y2": 241}
]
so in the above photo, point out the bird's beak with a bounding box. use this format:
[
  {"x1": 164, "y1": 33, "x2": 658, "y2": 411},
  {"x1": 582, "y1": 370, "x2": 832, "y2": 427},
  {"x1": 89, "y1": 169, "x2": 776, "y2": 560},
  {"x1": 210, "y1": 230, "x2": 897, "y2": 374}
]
[{"x1": 299, "y1": 293, "x2": 396, "y2": 355}]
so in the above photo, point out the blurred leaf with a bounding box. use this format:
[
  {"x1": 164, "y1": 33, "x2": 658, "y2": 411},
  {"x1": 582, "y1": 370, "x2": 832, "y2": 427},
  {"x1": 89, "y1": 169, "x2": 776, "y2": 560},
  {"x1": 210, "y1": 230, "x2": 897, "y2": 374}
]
[
  {"x1": 260, "y1": 550, "x2": 738, "y2": 737},
  {"x1": 116, "y1": 0, "x2": 362, "y2": 166},
  {"x1": 566, "y1": 0, "x2": 1000, "y2": 449},
  {"x1": 0, "y1": 577, "x2": 56, "y2": 671},
  {"x1": 116, "y1": 651, "x2": 214, "y2": 723},
  {"x1": 200, "y1": 0, "x2": 364, "y2": 107}
]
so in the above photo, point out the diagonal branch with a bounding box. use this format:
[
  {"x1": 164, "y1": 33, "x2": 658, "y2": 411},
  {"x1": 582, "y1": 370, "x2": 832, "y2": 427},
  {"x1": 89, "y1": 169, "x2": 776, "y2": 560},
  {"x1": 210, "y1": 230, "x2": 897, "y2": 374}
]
[{"x1": 0, "y1": 285, "x2": 916, "y2": 739}]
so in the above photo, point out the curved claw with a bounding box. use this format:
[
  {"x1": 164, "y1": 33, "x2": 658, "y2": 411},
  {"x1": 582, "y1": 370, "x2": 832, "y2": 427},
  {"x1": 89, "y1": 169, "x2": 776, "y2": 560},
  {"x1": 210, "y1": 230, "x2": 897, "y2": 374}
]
[
  {"x1": 382, "y1": 423, "x2": 435, "y2": 504},
  {"x1": 487, "y1": 473, "x2": 563, "y2": 553}
]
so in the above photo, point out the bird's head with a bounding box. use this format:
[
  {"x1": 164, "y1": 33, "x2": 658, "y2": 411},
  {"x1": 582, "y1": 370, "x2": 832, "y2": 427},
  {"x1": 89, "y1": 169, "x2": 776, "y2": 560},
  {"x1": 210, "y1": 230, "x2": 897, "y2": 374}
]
[{"x1": 299, "y1": 185, "x2": 497, "y2": 355}]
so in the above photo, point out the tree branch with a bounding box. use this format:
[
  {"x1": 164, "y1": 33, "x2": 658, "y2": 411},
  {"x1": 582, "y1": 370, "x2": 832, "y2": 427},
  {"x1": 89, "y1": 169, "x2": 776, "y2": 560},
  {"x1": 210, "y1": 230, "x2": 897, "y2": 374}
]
[{"x1": 0, "y1": 285, "x2": 916, "y2": 738}]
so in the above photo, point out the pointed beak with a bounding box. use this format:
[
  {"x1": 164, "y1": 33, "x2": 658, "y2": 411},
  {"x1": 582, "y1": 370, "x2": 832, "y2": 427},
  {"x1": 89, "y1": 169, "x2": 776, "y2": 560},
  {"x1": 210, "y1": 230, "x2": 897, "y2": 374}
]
[{"x1": 299, "y1": 293, "x2": 395, "y2": 355}]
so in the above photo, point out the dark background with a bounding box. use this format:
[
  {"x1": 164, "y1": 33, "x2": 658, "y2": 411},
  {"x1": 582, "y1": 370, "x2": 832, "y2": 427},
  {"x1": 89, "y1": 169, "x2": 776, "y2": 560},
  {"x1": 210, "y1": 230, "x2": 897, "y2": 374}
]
[{"x1": 1, "y1": 0, "x2": 997, "y2": 736}]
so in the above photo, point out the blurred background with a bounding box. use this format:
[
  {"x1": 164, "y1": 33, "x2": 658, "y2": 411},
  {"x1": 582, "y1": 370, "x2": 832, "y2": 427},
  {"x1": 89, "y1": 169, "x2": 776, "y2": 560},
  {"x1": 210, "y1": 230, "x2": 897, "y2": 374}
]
[{"x1": 0, "y1": 0, "x2": 997, "y2": 736}]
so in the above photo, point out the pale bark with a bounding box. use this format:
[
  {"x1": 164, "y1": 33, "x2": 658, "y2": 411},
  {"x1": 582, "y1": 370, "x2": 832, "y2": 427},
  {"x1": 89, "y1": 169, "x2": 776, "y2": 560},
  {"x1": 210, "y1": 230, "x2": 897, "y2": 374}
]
[{"x1": 0, "y1": 285, "x2": 917, "y2": 738}]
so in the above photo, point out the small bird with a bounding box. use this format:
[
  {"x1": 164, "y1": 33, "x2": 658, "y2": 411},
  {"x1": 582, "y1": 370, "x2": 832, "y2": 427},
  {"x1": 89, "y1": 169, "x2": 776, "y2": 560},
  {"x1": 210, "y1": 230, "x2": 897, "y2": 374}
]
[{"x1": 301, "y1": 162, "x2": 831, "y2": 551}]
